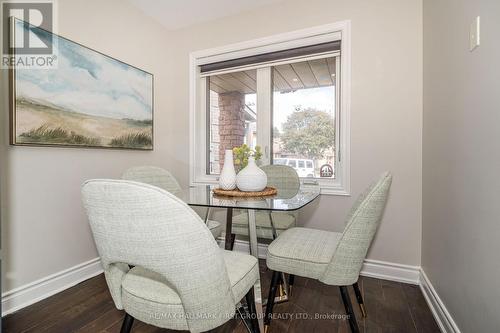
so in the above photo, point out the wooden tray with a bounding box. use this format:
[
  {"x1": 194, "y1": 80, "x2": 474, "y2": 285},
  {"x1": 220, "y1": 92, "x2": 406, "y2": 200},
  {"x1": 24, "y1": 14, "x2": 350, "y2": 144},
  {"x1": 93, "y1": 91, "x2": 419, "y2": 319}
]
[{"x1": 213, "y1": 186, "x2": 277, "y2": 197}]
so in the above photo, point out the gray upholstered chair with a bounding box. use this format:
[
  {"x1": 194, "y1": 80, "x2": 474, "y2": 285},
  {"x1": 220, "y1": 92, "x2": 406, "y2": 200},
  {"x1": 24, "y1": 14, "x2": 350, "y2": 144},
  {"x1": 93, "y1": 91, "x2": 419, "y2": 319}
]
[
  {"x1": 231, "y1": 165, "x2": 300, "y2": 241},
  {"x1": 264, "y1": 172, "x2": 392, "y2": 333},
  {"x1": 122, "y1": 166, "x2": 222, "y2": 239},
  {"x1": 82, "y1": 180, "x2": 260, "y2": 333}
]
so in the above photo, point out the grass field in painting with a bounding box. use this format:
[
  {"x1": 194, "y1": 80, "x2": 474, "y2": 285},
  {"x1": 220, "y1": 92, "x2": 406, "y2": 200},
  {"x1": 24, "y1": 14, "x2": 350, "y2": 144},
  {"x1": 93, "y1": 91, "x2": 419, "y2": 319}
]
[{"x1": 15, "y1": 98, "x2": 152, "y2": 149}]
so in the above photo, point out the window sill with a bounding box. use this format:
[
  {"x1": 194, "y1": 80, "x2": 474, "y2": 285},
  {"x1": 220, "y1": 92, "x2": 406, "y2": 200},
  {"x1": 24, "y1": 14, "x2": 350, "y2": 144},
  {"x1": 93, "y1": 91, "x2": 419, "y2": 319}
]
[{"x1": 318, "y1": 187, "x2": 350, "y2": 196}]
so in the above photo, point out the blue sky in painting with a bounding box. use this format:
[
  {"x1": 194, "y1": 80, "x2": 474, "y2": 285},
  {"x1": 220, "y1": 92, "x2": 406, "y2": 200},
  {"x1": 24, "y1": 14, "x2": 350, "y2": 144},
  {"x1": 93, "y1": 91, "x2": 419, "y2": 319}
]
[{"x1": 15, "y1": 20, "x2": 153, "y2": 121}]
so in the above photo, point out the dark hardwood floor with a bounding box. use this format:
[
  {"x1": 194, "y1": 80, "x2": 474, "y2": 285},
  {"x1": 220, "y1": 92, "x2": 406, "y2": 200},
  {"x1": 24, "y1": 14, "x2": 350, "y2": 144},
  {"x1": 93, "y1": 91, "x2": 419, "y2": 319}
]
[{"x1": 2, "y1": 261, "x2": 440, "y2": 333}]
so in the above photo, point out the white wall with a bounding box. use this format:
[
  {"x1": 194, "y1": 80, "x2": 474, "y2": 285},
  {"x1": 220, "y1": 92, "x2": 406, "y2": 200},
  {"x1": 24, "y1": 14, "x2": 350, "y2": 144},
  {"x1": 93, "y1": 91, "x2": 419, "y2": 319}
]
[
  {"x1": 0, "y1": 0, "x2": 175, "y2": 292},
  {"x1": 168, "y1": 0, "x2": 423, "y2": 266},
  {"x1": 422, "y1": 0, "x2": 500, "y2": 331}
]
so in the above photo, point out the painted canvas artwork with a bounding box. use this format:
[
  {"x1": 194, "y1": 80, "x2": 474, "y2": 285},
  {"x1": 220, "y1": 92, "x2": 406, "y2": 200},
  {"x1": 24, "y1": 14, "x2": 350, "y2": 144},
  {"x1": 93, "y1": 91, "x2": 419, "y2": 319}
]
[{"x1": 10, "y1": 20, "x2": 153, "y2": 149}]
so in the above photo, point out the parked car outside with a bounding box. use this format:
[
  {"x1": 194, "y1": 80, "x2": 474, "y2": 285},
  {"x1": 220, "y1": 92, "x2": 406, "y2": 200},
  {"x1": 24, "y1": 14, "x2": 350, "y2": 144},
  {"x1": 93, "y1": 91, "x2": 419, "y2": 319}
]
[{"x1": 273, "y1": 158, "x2": 315, "y2": 177}]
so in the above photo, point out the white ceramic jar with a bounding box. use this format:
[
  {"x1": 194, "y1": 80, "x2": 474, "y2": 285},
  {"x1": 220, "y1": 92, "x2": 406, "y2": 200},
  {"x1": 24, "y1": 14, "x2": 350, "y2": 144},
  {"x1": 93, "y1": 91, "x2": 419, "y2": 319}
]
[
  {"x1": 236, "y1": 156, "x2": 267, "y2": 192},
  {"x1": 219, "y1": 149, "x2": 237, "y2": 190}
]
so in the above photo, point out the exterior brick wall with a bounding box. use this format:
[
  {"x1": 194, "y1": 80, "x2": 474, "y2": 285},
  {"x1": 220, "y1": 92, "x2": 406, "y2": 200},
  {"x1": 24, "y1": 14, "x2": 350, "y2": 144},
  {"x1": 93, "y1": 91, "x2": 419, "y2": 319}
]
[{"x1": 218, "y1": 91, "x2": 245, "y2": 170}]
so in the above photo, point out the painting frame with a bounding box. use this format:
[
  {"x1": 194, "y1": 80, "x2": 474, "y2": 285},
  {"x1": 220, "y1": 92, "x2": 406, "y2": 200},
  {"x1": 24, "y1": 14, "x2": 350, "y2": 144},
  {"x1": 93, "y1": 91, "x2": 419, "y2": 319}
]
[{"x1": 9, "y1": 18, "x2": 154, "y2": 151}]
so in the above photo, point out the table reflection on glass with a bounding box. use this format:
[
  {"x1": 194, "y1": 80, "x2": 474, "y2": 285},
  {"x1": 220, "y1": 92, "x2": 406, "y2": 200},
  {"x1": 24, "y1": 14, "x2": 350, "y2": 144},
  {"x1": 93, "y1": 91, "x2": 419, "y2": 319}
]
[{"x1": 176, "y1": 185, "x2": 320, "y2": 332}]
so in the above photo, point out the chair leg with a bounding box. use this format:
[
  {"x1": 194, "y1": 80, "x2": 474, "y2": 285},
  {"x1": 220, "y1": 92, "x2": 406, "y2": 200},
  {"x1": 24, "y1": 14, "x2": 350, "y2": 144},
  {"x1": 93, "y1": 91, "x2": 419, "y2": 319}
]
[
  {"x1": 352, "y1": 282, "x2": 366, "y2": 318},
  {"x1": 278, "y1": 274, "x2": 285, "y2": 298},
  {"x1": 120, "y1": 313, "x2": 134, "y2": 333},
  {"x1": 245, "y1": 287, "x2": 260, "y2": 333},
  {"x1": 288, "y1": 274, "x2": 295, "y2": 296},
  {"x1": 264, "y1": 271, "x2": 281, "y2": 332},
  {"x1": 339, "y1": 286, "x2": 359, "y2": 333},
  {"x1": 204, "y1": 207, "x2": 211, "y2": 224},
  {"x1": 230, "y1": 233, "x2": 236, "y2": 250}
]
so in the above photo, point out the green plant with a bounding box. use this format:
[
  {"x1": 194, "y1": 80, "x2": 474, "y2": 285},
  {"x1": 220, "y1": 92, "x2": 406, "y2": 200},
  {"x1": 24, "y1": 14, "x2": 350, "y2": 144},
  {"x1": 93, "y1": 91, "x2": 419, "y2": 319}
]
[
  {"x1": 18, "y1": 125, "x2": 101, "y2": 145},
  {"x1": 110, "y1": 132, "x2": 152, "y2": 148},
  {"x1": 232, "y1": 144, "x2": 262, "y2": 170}
]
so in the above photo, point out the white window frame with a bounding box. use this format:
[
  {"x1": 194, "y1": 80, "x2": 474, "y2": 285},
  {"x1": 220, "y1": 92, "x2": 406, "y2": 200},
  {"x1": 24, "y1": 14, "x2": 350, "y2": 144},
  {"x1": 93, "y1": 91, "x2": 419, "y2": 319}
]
[{"x1": 189, "y1": 21, "x2": 351, "y2": 195}]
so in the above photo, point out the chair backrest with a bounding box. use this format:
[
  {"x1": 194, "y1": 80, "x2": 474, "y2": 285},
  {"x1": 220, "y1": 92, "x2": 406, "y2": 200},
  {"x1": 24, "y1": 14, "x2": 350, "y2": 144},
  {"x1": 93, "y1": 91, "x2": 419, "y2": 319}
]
[
  {"x1": 344, "y1": 180, "x2": 378, "y2": 222},
  {"x1": 320, "y1": 172, "x2": 392, "y2": 286},
  {"x1": 261, "y1": 165, "x2": 300, "y2": 198},
  {"x1": 122, "y1": 166, "x2": 181, "y2": 194},
  {"x1": 81, "y1": 180, "x2": 235, "y2": 332}
]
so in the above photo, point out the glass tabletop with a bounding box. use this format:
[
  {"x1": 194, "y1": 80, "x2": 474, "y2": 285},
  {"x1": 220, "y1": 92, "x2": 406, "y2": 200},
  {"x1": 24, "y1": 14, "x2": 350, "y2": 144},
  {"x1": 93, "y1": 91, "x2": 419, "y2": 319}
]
[{"x1": 176, "y1": 185, "x2": 320, "y2": 211}]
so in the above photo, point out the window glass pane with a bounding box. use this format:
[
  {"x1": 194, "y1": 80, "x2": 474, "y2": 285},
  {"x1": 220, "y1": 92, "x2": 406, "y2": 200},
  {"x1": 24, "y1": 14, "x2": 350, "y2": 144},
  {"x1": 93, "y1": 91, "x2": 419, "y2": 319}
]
[
  {"x1": 274, "y1": 158, "x2": 287, "y2": 165},
  {"x1": 272, "y1": 57, "x2": 336, "y2": 179},
  {"x1": 207, "y1": 70, "x2": 257, "y2": 175}
]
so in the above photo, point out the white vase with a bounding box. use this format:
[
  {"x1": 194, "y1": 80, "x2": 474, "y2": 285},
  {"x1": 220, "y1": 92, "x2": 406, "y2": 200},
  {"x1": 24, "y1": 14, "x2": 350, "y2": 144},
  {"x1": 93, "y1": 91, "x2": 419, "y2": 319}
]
[
  {"x1": 219, "y1": 150, "x2": 237, "y2": 190},
  {"x1": 236, "y1": 157, "x2": 268, "y2": 192}
]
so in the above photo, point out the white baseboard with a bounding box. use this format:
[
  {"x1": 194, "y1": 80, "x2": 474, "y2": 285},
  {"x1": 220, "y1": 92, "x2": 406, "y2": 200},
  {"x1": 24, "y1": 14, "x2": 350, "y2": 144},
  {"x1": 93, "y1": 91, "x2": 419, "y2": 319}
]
[
  {"x1": 220, "y1": 239, "x2": 421, "y2": 284},
  {"x1": 227, "y1": 239, "x2": 269, "y2": 259},
  {"x1": 419, "y1": 269, "x2": 461, "y2": 333},
  {"x1": 1, "y1": 257, "x2": 103, "y2": 316},
  {"x1": 361, "y1": 259, "x2": 420, "y2": 285}
]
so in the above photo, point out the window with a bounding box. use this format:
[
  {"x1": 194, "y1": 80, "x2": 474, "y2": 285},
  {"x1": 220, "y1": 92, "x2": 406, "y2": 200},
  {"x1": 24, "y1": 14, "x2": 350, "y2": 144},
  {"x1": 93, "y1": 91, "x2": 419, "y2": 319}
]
[
  {"x1": 272, "y1": 57, "x2": 337, "y2": 179},
  {"x1": 207, "y1": 70, "x2": 257, "y2": 175},
  {"x1": 203, "y1": 54, "x2": 338, "y2": 180},
  {"x1": 190, "y1": 22, "x2": 351, "y2": 195}
]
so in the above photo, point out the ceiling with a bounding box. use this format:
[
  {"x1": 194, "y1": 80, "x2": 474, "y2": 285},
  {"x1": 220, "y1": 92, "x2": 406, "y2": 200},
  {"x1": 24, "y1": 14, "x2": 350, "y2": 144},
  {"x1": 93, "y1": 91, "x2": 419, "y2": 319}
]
[
  {"x1": 209, "y1": 57, "x2": 337, "y2": 94},
  {"x1": 127, "y1": 0, "x2": 286, "y2": 31}
]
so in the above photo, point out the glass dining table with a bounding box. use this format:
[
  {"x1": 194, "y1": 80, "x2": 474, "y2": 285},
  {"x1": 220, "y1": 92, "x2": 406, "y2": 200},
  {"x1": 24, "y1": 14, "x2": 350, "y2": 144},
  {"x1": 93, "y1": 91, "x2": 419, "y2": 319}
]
[{"x1": 175, "y1": 184, "x2": 321, "y2": 332}]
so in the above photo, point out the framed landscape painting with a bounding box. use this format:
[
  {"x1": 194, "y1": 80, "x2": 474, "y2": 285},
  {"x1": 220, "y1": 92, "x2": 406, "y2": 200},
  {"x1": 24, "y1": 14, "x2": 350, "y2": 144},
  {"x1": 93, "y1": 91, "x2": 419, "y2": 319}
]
[{"x1": 9, "y1": 19, "x2": 153, "y2": 150}]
